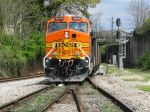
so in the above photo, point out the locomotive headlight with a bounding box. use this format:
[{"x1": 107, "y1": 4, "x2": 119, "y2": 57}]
[
  {"x1": 82, "y1": 57, "x2": 88, "y2": 63},
  {"x1": 45, "y1": 58, "x2": 50, "y2": 66},
  {"x1": 82, "y1": 57, "x2": 86, "y2": 60},
  {"x1": 85, "y1": 60, "x2": 88, "y2": 63},
  {"x1": 45, "y1": 57, "x2": 51, "y2": 62},
  {"x1": 65, "y1": 32, "x2": 69, "y2": 38},
  {"x1": 46, "y1": 59, "x2": 49, "y2": 63}
]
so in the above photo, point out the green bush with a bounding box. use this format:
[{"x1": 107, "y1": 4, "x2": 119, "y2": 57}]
[
  {"x1": 100, "y1": 45, "x2": 107, "y2": 54},
  {"x1": 0, "y1": 32, "x2": 45, "y2": 78},
  {"x1": 138, "y1": 52, "x2": 150, "y2": 70}
]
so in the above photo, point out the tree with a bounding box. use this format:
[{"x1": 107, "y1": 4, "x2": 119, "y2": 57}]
[
  {"x1": 129, "y1": 0, "x2": 150, "y2": 29},
  {"x1": 0, "y1": 0, "x2": 25, "y2": 35},
  {"x1": 22, "y1": 0, "x2": 45, "y2": 34},
  {"x1": 0, "y1": 0, "x2": 101, "y2": 36},
  {"x1": 0, "y1": 5, "x2": 2, "y2": 32},
  {"x1": 0, "y1": 0, "x2": 101, "y2": 78},
  {"x1": 44, "y1": 0, "x2": 101, "y2": 18},
  {"x1": 0, "y1": 0, "x2": 45, "y2": 36},
  {"x1": 87, "y1": 0, "x2": 101, "y2": 8},
  {"x1": 144, "y1": 18, "x2": 150, "y2": 33},
  {"x1": 90, "y1": 13, "x2": 103, "y2": 38}
]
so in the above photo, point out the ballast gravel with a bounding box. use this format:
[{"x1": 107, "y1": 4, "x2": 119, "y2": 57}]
[
  {"x1": 0, "y1": 77, "x2": 47, "y2": 107},
  {"x1": 91, "y1": 75, "x2": 150, "y2": 112}
]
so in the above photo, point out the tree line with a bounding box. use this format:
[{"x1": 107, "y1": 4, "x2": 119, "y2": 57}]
[
  {"x1": 129, "y1": 0, "x2": 150, "y2": 69},
  {"x1": 0, "y1": 0, "x2": 100, "y2": 78},
  {"x1": 129, "y1": 0, "x2": 150, "y2": 34},
  {"x1": 0, "y1": 0, "x2": 100, "y2": 36}
]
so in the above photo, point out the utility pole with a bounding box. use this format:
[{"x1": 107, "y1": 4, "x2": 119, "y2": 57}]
[
  {"x1": 111, "y1": 17, "x2": 114, "y2": 35},
  {"x1": 116, "y1": 18, "x2": 126, "y2": 71},
  {"x1": 111, "y1": 16, "x2": 114, "y2": 42},
  {"x1": 110, "y1": 17, "x2": 114, "y2": 64}
]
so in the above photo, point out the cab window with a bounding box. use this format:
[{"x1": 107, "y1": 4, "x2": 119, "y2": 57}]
[
  {"x1": 70, "y1": 22, "x2": 88, "y2": 33},
  {"x1": 48, "y1": 22, "x2": 67, "y2": 33}
]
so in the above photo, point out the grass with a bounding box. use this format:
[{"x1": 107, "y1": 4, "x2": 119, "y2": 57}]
[
  {"x1": 122, "y1": 73, "x2": 150, "y2": 82},
  {"x1": 125, "y1": 68, "x2": 150, "y2": 74},
  {"x1": 122, "y1": 74, "x2": 144, "y2": 82},
  {"x1": 143, "y1": 75, "x2": 150, "y2": 82},
  {"x1": 100, "y1": 101, "x2": 121, "y2": 112},
  {"x1": 106, "y1": 65, "x2": 145, "y2": 75},
  {"x1": 12, "y1": 86, "x2": 66, "y2": 112},
  {"x1": 125, "y1": 68, "x2": 142, "y2": 74},
  {"x1": 123, "y1": 78, "x2": 142, "y2": 81},
  {"x1": 106, "y1": 65, "x2": 119, "y2": 75},
  {"x1": 136, "y1": 85, "x2": 150, "y2": 92},
  {"x1": 105, "y1": 65, "x2": 150, "y2": 82}
]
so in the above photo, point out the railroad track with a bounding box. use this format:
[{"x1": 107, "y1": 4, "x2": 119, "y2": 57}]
[
  {"x1": 0, "y1": 72, "x2": 44, "y2": 83},
  {"x1": 41, "y1": 86, "x2": 84, "y2": 112},
  {"x1": 87, "y1": 77, "x2": 134, "y2": 112},
  {"x1": 40, "y1": 79, "x2": 133, "y2": 112},
  {"x1": 0, "y1": 85, "x2": 54, "y2": 112},
  {"x1": 0, "y1": 76, "x2": 134, "y2": 112},
  {"x1": 0, "y1": 84, "x2": 82, "y2": 112}
]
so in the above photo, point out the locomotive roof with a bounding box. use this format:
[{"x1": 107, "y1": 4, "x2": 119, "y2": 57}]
[{"x1": 48, "y1": 15, "x2": 90, "y2": 23}]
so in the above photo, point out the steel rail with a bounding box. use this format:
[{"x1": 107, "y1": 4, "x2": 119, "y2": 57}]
[
  {"x1": 71, "y1": 89, "x2": 84, "y2": 112},
  {"x1": 88, "y1": 78, "x2": 134, "y2": 112},
  {"x1": 0, "y1": 72, "x2": 44, "y2": 83},
  {"x1": 41, "y1": 88, "x2": 84, "y2": 112},
  {"x1": 0, "y1": 85, "x2": 54, "y2": 112},
  {"x1": 41, "y1": 89, "x2": 71, "y2": 112}
]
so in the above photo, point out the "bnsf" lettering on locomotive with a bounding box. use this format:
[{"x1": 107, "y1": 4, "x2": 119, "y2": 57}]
[
  {"x1": 55, "y1": 43, "x2": 77, "y2": 48},
  {"x1": 46, "y1": 42, "x2": 89, "y2": 48}
]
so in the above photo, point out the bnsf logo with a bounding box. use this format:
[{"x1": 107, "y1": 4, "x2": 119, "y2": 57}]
[
  {"x1": 55, "y1": 42, "x2": 77, "y2": 48},
  {"x1": 46, "y1": 42, "x2": 89, "y2": 48}
]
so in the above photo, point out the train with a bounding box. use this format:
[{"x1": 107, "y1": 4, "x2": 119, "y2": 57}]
[{"x1": 43, "y1": 15, "x2": 99, "y2": 82}]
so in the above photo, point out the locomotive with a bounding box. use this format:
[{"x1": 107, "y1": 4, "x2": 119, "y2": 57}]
[{"x1": 43, "y1": 15, "x2": 94, "y2": 82}]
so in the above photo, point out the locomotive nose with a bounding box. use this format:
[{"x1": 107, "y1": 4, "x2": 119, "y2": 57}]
[{"x1": 44, "y1": 15, "x2": 92, "y2": 82}]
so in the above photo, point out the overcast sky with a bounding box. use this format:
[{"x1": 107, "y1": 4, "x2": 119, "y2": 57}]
[{"x1": 88, "y1": 0, "x2": 135, "y2": 32}]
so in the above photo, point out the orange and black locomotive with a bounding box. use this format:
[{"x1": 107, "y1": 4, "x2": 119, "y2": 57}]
[{"x1": 43, "y1": 15, "x2": 93, "y2": 82}]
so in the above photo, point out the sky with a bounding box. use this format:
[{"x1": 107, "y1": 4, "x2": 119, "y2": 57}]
[{"x1": 88, "y1": 0, "x2": 135, "y2": 32}]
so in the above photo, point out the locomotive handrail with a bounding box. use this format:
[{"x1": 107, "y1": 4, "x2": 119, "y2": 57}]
[
  {"x1": 43, "y1": 42, "x2": 55, "y2": 68},
  {"x1": 79, "y1": 46, "x2": 91, "y2": 68},
  {"x1": 43, "y1": 41, "x2": 91, "y2": 68}
]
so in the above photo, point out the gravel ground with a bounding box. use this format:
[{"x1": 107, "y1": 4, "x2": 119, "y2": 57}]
[
  {"x1": 0, "y1": 77, "x2": 47, "y2": 107},
  {"x1": 91, "y1": 68, "x2": 150, "y2": 112}
]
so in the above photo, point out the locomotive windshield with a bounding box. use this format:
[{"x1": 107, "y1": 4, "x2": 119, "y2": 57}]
[
  {"x1": 70, "y1": 22, "x2": 88, "y2": 33},
  {"x1": 48, "y1": 22, "x2": 67, "y2": 33}
]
